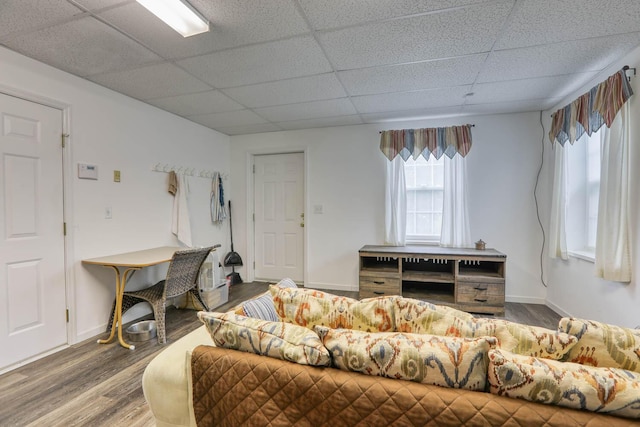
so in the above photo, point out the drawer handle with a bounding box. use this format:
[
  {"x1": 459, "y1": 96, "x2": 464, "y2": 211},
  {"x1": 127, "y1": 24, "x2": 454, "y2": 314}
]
[
  {"x1": 474, "y1": 298, "x2": 488, "y2": 302},
  {"x1": 474, "y1": 286, "x2": 487, "y2": 291},
  {"x1": 374, "y1": 291, "x2": 385, "y2": 295},
  {"x1": 373, "y1": 281, "x2": 385, "y2": 285}
]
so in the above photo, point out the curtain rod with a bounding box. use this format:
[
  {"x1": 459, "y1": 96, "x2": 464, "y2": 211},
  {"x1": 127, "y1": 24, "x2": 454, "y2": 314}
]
[
  {"x1": 378, "y1": 124, "x2": 475, "y2": 134},
  {"x1": 549, "y1": 65, "x2": 635, "y2": 117}
]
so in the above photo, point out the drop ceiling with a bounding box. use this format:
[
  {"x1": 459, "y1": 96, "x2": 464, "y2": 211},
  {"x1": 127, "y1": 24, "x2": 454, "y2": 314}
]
[{"x1": 2, "y1": 0, "x2": 640, "y2": 135}]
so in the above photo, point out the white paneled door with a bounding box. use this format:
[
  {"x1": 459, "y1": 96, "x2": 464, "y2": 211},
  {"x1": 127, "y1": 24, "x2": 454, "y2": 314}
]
[
  {"x1": 0, "y1": 93, "x2": 67, "y2": 371},
  {"x1": 254, "y1": 153, "x2": 304, "y2": 282}
]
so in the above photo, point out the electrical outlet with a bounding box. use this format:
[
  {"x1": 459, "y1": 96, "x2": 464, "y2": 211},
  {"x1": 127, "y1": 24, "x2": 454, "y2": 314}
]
[{"x1": 114, "y1": 170, "x2": 121, "y2": 182}]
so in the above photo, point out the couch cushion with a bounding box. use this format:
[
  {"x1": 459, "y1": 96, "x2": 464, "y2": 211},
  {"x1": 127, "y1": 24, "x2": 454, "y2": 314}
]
[
  {"x1": 197, "y1": 311, "x2": 330, "y2": 366},
  {"x1": 236, "y1": 277, "x2": 298, "y2": 321},
  {"x1": 488, "y1": 348, "x2": 640, "y2": 419},
  {"x1": 396, "y1": 299, "x2": 576, "y2": 360},
  {"x1": 270, "y1": 285, "x2": 395, "y2": 332},
  {"x1": 315, "y1": 326, "x2": 496, "y2": 391},
  {"x1": 558, "y1": 317, "x2": 640, "y2": 372}
]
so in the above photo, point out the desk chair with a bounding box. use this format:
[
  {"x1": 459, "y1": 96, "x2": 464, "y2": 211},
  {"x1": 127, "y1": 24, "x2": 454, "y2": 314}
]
[{"x1": 107, "y1": 246, "x2": 214, "y2": 344}]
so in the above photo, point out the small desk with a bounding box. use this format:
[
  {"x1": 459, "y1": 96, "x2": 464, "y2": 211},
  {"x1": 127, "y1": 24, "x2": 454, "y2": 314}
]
[{"x1": 83, "y1": 246, "x2": 182, "y2": 349}]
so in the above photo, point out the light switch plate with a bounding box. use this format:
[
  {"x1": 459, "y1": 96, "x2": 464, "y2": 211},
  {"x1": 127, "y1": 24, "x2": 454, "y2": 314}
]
[{"x1": 78, "y1": 163, "x2": 98, "y2": 180}]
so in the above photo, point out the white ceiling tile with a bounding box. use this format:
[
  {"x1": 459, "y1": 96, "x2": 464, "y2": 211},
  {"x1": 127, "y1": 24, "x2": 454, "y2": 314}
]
[
  {"x1": 254, "y1": 98, "x2": 357, "y2": 122},
  {"x1": 339, "y1": 54, "x2": 487, "y2": 96},
  {"x1": 479, "y1": 35, "x2": 640, "y2": 82},
  {"x1": 73, "y1": 0, "x2": 132, "y2": 11},
  {"x1": 2, "y1": 16, "x2": 161, "y2": 77},
  {"x1": 277, "y1": 115, "x2": 363, "y2": 130},
  {"x1": 145, "y1": 90, "x2": 244, "y2": 116},
  {"x1": 89, "y1": 63, "x2": 211, "y2": 100},
  {"x1": 221, "y1": 73, "x2": 346, "y2": 108},
  {"x1": 99, "y1": 0, "x2": 309, "y2": 59},
  {"x1": 470, "y1": 75, "x2": 596, "y2": 104},
  {"x1": 299, "y1": 0, "x2": 494, "y2": 30},
  {"x1": 0, "y1": 0, "x2": 83, "y2": 38},
  {"x1": 213, "y1": 123, "x2": 283, "y2": 136},
  {"x1": 317, "y1": 1, "x2": 514, "y2": 70},
  {"x1": 495, "y1": 0, "x2": 640, "y2": 50},
  {"x1": 361, "y1": 106, "x2": 465, "y2": 123},
  {"x1": 352, "y1": 86, "x2": 472, "y2": 114},
  {"x1": 187, "y1": 110, "x2": 268, "y2": 128},
  {"x1": 177, "y1": 36, "x2": 332, "y2": 88},
  {"x1": 462, "y1": 99, "x2": 560, "y2": 115}
]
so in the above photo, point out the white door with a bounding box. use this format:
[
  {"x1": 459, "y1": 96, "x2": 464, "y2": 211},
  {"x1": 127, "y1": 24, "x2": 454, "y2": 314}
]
[
  {"x1": 254, "y1": 153, "x2": 304, "y2": 282},
  {"x1": 0, "y1": 93, "x2": 67, "y2": 370}
]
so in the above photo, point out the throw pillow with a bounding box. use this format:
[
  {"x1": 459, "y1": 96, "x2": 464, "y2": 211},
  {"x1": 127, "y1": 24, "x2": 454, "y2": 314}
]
[
  {"x1": 394, "y1": 296, "x2": 475, "y2": 334},
  {"x1": 488, "y1": 348, "x2": 640, "y2": 419},
  {"x1": 238, "y1": 277, "x2": 298, "y2": 321},
  {"x1": 559, "y1": 317, "x2": 640, "y2": 372},
  {"x1": 316, "y1": 326, "x2": 496, "y2": 391},
  {"x1": 396, "y1": 298, "x2": 576, "y2": 360},
  {"x1": 197, "y1": 311, "x2": 330, "y2": 366},
  {"x1": 270, "y1": 285, "x2": 395, "y2": 332}
]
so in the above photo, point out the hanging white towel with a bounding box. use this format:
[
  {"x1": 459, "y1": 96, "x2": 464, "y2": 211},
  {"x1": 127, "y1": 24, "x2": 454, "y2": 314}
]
[{"x1": 172, "y1": 174, "x2": 193, "y2": 247}]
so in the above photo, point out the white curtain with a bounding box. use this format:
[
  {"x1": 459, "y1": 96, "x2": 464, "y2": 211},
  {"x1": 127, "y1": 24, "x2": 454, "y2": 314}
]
[
  {"x1": 384, "y1": 156, "x2": 406, "y2": 246},
  {"x1": 595, "y1": 102, "x2": 631, "y2": 282},
  {"x1": 440, "y1": 155, "x2": 471, "y2": 247},
  {"x1": 549, "y1": 144, "x2": 568, "y2": 259}
]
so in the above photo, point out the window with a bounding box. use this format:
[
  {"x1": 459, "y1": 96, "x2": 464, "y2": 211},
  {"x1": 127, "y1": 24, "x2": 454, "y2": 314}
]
[
  {"x1": 566, "y1": 129, "x2": 601, "y2": 257},
  {"x1": 404, "y1": 156, "x2": 444, "y2": 242}
]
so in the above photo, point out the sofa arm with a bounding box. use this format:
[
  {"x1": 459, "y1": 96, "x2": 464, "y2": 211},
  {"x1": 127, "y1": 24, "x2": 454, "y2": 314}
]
[{"x1": 142, "y1": 325, "x2": 211, "y2": 427}]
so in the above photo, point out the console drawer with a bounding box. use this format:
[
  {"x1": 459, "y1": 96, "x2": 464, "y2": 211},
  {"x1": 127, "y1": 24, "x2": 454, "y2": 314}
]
[
  {"x1": 457, "y1": 282, "x2": 505, "y2": 305},
  {"x1": 359, "y1": 276, "x2": 401, "y2": 298}
]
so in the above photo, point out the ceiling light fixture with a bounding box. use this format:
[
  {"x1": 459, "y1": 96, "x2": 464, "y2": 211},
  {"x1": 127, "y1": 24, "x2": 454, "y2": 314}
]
[{"x1": 136, "y1": 0, "x2": 209, "y2": 37}]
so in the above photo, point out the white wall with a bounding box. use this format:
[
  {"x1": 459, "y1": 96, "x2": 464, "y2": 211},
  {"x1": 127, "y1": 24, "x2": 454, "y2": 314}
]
[
  {"x1": 542, "y1": 45, "x2": 640, "y2": 328},
  {"x1": 230, "y1": 112, "x2": 547, "y2": 303},
  {"x1": 0, "y1": 46, "x2": 231, "y2": 342}
]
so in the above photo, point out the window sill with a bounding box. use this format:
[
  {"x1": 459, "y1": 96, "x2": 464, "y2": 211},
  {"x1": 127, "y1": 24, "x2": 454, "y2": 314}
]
[
  {"x1": 568, "y1": 250, "x2": 595, "y2": 263},
  {"x1": 405, "y1": 239, "x2": 440, "y2": 246}
]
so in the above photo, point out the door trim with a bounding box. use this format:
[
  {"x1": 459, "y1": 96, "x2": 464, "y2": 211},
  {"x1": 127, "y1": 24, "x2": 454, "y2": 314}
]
[
  {"x1": 245, "y1": 148, "x2": 307, "y2": 285},
  {"x1": 0, "y1": 85, "x2": 75, "y2": 348}
]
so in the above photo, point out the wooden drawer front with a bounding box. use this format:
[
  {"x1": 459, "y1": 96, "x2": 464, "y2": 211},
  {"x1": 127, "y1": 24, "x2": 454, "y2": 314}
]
[
  {"x1": 359, "y1": 277, "x2": 401, "y2": 298},
  {"x1": 457, "y1": 282, "x2": 504, "y2": 305}
]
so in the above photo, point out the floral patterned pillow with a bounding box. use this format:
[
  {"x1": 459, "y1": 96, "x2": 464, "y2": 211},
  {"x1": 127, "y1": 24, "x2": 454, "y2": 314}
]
[
  {"x1": 270, "y1": 285, "x2": 395, "y2": 332},
  {"x1": 197, "y1": 311, "x2": 330, "y2": 366},
  {"x1": 394, "y1": 297, "x2": 475, "y2": 335},
  {"x1": 488, "y1": 348, "x2": 640, "y2": 419},
  {"x1": 315, "y1": 326, "x2": 496, "y2": 391},
  {"x1": 397, "y1": 300, "x2": 576, "y2": 360},
  {"x1": 559, "y1": 317, "x2": 640, "y2": 372}
]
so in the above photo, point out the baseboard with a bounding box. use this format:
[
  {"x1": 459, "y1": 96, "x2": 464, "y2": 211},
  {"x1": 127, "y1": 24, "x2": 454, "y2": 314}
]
[
  {"x1": 306, "y1": 282, "x2": 359, "y2": 292},
  {"x1": 544, "y1": 299, "x2": 572, "y2": 317},
  {"x1": 76, "y1": 324, "x2": 109, "y2": 343},
  {"x1": 504, "y1": 295, "x2": 546, "y2": 304}
]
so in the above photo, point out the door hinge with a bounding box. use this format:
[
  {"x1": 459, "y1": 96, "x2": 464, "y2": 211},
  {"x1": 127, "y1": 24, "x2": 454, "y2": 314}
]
[
  {"x1": 66, "y1": 309, "x2": 70, "y2": 323},
  {"x1": 63, "y1": 222, "x2": 67, "y2": 236},
  {"x1": 61, "y1": 134, "x2": 69, "y2": 148},
  {"x1": 253, "y1": 261, "x2": 255, "y2": 269},
  {"x1": 253, "y1": 213, "x2": 255, "y2": 222},
  {"x1": 253, "y1": 164, "x2": 255, "y2": 173}
]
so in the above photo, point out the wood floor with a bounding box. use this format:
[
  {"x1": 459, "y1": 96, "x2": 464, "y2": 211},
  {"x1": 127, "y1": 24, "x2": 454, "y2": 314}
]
[{"x1": 0, "y1": 282, "x2": 562, "y2": 426}]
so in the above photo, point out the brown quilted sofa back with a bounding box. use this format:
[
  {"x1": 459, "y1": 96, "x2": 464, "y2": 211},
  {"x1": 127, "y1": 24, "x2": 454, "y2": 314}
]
[{"x1": 191, "y1": 345, "x2": 635, "y2": 427}]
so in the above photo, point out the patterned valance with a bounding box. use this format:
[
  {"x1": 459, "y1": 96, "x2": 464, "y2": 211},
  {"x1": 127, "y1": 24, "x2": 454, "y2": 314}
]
[
  {"x1": 549, "y1": 67, "x2": 633, "y2": 146},
  {"x1": 379, "y1": 124, "x2": 473, "y2": 161}
]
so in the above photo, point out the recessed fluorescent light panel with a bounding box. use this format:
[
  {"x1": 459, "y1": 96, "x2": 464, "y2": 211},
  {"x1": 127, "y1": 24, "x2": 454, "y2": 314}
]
[{"x1": 136, "y1": 0, "x2": 209, "y2": 37}]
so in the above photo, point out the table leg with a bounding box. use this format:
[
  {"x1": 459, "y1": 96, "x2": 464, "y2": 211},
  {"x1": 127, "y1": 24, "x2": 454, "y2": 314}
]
[{"x1": 97, "y1": 266, "x2": 139, "y2": 350}]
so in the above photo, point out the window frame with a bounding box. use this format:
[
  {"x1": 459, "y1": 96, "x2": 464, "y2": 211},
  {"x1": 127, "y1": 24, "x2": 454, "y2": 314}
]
[{"x1": 404, "y1": 155, "x2": 444, "y2": 244}]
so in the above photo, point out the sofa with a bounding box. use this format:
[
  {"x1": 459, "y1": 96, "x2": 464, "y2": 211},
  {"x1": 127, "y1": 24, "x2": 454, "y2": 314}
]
[{"x1": 142, "y1": 280, "x2": 640, "y2": 426}]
